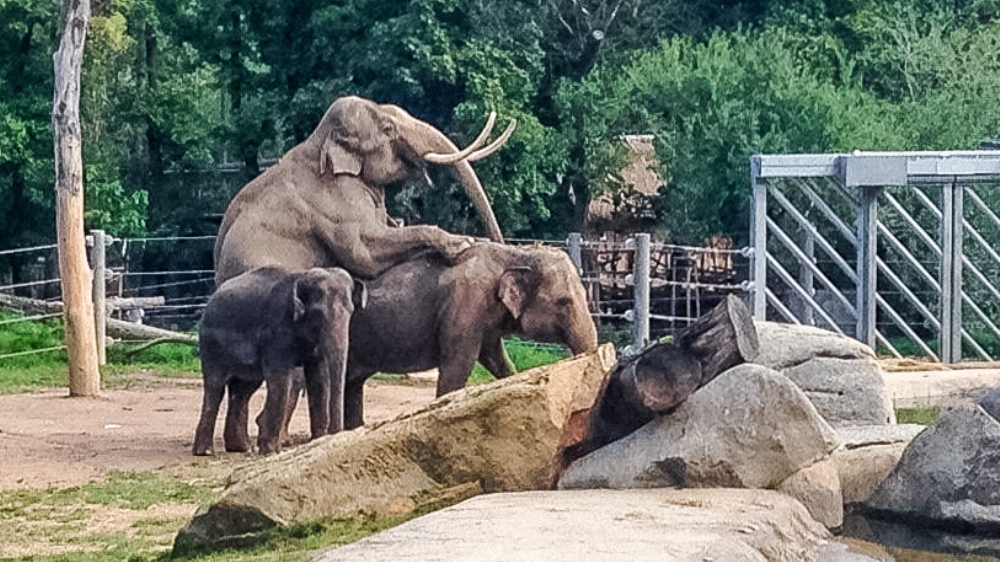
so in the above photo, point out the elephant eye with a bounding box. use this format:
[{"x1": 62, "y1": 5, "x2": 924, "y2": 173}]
[{"x1": 555, "y1": 297, "x2": 573, "y2": 308}]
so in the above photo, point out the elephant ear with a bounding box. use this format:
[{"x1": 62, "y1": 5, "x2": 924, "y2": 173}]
[
  {"x1": 320, "y1": 138, "x2": 362, "y2": 177},
  {"x1": 353, "y1": 279, "x2": 368, "y2": 310},
  {"x1": 498, "y1": 267, "x2": 533, "y2": 319}
]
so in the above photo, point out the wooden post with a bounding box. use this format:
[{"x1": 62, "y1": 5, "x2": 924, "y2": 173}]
[
  {"x1": 53, "y1": 0, "x2": 100, "y2": 396},
  {"x1": 90, "y1": 230, "x2": 107, "y2": 365}
]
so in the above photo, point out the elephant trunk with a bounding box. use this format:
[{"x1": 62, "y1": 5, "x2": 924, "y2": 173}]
[
  {"x1": 568, "y1": 312, "x2": 599, "y2": 356},
  {"x1": 387, "y1": 106, "x2": 506, "y2": 243}
]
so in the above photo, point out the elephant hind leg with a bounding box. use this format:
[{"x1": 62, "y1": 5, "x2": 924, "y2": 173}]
[
  {"x1": 257, "y1": 372, "x2": 295, "y2": 455},
  {"x1": 344, "y1": 374, "x2": 367, "y2": 430},
  {"x1": 192, "y1": 368, "x2": 227, "y2": 456},
  {"x1": 223, "y1": 376, "x2": 262, "y2": 453}
]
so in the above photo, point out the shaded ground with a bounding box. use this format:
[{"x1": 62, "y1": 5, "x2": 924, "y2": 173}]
[{"x1": 0, "y1": 375, "x2": 437, "y2": 491}]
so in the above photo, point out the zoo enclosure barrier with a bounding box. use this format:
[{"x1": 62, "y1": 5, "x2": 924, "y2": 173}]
[
  {"x1": 563, "y1": 232, "x2": 750, "y2": 352},
  {"x1": 0, "y1": 232, "x2": 750, "y2": 362},
  {"x1": 750, "y1": 150, "x2": 1000, "y2": 363}
]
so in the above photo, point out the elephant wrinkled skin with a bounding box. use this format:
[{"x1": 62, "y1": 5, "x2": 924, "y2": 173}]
[
  {"x1": 193, "y1": 267, "x2": 366, "y2": 455},
  {"x1": 214, "y1": 96, "x2": 514, "y2": 285},
  {"x1": 344, "y1": 242, "x2": 599, "y2": 428}
]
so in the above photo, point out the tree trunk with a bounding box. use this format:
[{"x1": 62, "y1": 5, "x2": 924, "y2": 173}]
[
  {"x1": 562, "y1": 295, "x2": 760, "y2": 464},
  {"x1": 53, "y1": 0, "x2": 99, "y2": 397}
]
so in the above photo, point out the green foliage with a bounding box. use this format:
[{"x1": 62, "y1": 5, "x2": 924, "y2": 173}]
[
  {"x1": 106, "y1": 341, "x2": 200, "y2": 370},
  {"x1": 468, "y1": 338, "x2": 570, "y2": 384},
  {"x1": 896, "y1": 406, "x2": 941, "y2": 425},
  {"x1": 0, "y1": 312, "x2": 67, "y2": 371}
]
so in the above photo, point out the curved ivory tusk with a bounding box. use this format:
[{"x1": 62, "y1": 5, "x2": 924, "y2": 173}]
[
  {"x1": 465, "y1": 118, "x2": 517, "y2": 162},
  {"x1": 422, "y1": 112, "x2": 497, "y2": 164}
]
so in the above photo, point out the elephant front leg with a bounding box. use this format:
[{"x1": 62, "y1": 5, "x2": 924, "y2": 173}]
[
  {"x1": 257, "y1": 372, "x2": 295, "y2": 454},
  {"x1": 437, "y1": 336, "x2": 483, "y2": 397},
  {"x1": 478, "y1": 337, "x2": 515, "y2": 380},
  {"x1": 223, "y1": 377, "x2": 262, "y2": 452},
  {"x1": 344, "y1": 372, "x2": 367, "y2": 430}
]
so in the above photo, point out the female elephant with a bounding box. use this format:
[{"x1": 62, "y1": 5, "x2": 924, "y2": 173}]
[
  {"x1": 344, "y1": 242, "x2": 599, "y2": 428},
  {"x1": 193, "y1": 267, "x2": 366, "y2": 455},
  {"x1": 214, "y1": 95, "x2": 515, "y2": 285}
]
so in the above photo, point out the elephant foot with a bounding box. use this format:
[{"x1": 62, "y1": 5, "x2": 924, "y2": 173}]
[
  {"x1": 192, "y1": 445, "x2": 214, "y2": 456},
  {"x1": 257, "y1": 438, "x2": 280, "y2": 455},
  {"x1": 224, "y1": 440, "x2": 251, "y2": 453}
]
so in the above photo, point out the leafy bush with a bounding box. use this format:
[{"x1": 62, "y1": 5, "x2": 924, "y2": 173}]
[{"x1": 0, "y1": 312, "x2": 67, "y2": 370}]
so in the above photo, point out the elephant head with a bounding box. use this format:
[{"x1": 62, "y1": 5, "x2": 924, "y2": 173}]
[
  {"x1": 497, "y1": 247, "x2": 598, "y2": 355},
  {"x1": 308, "y1": 96, "x2": 513, "y2": 242},
  {"x1": 292, "y1": 267, "x2": 367, "y2": 437}
]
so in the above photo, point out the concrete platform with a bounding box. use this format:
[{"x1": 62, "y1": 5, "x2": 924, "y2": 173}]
[
  {"x1": 313, "y1": 489, "x2": 881, "y2": 562},
  {"x1": 881, "y1": 367, "x2": 1000, "y2": 408}
]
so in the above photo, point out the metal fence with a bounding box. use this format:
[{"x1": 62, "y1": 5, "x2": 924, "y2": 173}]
[
  {"x1": 1, "y1": 231, "x2": 750, "y2": 361},
  {"x1": 750, "y1": 150, "x2": 1000, "y2": 362}
]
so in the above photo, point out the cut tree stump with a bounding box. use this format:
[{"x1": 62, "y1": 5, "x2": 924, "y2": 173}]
[{"x1": 562, "y1": 294, "x2": 759, "y2": 464}]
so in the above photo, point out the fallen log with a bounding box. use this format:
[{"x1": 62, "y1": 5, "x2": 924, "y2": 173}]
[
  {"x1": 563, "y1": 294, "x2": 759, "y2": 464},
  {"x1": 0, "y1": 293, "x2": 196, "y2": 343}
]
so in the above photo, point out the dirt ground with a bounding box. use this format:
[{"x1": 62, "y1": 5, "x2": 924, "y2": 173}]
[
  {"x1": 0, "y1": 375, "x2": 438, "y2": 491},
  {"x1": 2, "y1": 361, "x2": 999, "y2": 493}
]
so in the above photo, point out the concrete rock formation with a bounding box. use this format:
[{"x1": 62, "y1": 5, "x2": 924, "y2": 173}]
[
  {"x1": 754, "y1": 321, "x2": 895, "y2": 427},
  {"x1": 314, "y1": 488, "x2": 875, "y2": 562},
  {"x1": 865, "y1": 391, "x2": 1000, "y2": 534},
  {"x1": 173, "y1": 344, "x2": 616, "y2": 556},
  {"x1": 559, "y1": 363, "x2": 842, "y2": 526},
  {"x1": 833, "y1": 424, "x2": 926, "y2": 505}
]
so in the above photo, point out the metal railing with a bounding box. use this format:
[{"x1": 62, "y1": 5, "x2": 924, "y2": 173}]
[{"x1": 750, "y1": 150, "x2": 1000, "y2": 362}]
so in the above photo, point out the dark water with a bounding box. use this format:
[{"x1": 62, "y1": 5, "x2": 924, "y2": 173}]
[{"x1": 843, "y1": 513, "x2": 1000, "y2": 561}]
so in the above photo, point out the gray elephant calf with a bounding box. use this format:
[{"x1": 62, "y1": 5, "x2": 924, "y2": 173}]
[
  {"x1": 344, "y1": 241, "x2": 598, "y2": 428},
  {"x1": 193, "y1": 267, "x2": 366, "y2": 455}
]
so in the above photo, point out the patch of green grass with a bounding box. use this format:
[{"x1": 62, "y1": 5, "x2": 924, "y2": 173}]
[
  {"x1": 896, "y1": 406, "x2": 941, "y2": 425},
  {"x1": 106, "y1": 341, "x2": 200, "y2": 371},
  {"x1": 469, "y1": 338, "x2": 571, "y2": 385},
  {"x1": 0, "y1": 363, "x2": 69, "y2": 394}
]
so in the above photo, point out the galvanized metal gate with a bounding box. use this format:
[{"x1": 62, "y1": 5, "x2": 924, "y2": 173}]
[{"x1": 749, "y1": 151, "x2": 1000, "y2": 362}]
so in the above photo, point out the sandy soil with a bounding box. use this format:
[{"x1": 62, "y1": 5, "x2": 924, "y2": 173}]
[
  {"x1": 1, "y1": 361, "x2": 998, "y2": 493},
  {"x1": 0, "y1": 376, "x2": 437, "y2": 491}
]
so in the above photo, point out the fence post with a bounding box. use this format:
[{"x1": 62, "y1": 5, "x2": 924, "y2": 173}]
[
  {"x1": 566, "y1": 232, "x2": 582, "y2": 273},
  {"x1": 633, "y1": 233, "x2": 651, "y2": 349},
  {"x1": 856, "y1": 187, "x2": 879, "y2": 349},
  {"x1": 940, "y1": 182, "x2": 963, "y2": 363},
  {"x1": 749, "y1": 155, "x2": 767, "y2": 319},
  {"x1": 90, "y1": 229, "x2": 107, "y2": 365}
]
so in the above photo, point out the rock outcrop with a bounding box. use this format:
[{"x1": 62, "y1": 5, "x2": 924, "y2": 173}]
[
  {"x1": 833, "y1": 424, "x2": 925, "y2": 505},
  {"x1": 173, "y1": 344, "x2": 616, "y2": 555},
  {"x1": 315, "y1": 489, "x2": 873, "y2": 562},
  {"x1": 754, "y1": 321, "x2": 895, "y2": 427},
  {"x1": 558, "y1": 363, "x2": 842, "y2": 526},
  {"x1": 864, "y1": 388, "x2": 1000, "y2": 533}
]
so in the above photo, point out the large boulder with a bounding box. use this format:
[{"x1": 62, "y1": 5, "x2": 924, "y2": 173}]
[
  {"x1": 864, "y1": 390, "x2": 1000, "y2": 533},
  {"x1": 833, "y1": 424, "x2": 926, "y2": 505},
  {"x1": 315, "y1": 488, "x2": 875, "y2": 562},
  {"x1": 558, "y1": 363, "x2": 840, "y2": 493},
  {"x1": 777, "y1": 458, "x2": 844, "y2": 530},
  {"x1": 754, "y1": 321, "x2": 895, "y2": 427},
  {"x1": 173, "y1": 344, "x2": 616, "y2": 555}
]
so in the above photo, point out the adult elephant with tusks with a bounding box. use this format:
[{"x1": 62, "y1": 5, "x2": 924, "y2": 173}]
[
  {"x1": 344, "y1": 241, "x2": 599, "y2": 428},
  {"x1": 213, "y1": 95, "x2": 516, "y2": 285}
]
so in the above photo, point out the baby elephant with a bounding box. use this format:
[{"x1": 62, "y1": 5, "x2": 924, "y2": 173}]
[{"x1": 193, "y1": 267, "x2": 366, "y2": 455}]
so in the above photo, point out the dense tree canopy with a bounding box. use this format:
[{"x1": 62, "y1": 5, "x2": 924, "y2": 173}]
[{"x1": 1, "y1": 0, "x2": 997, "y2": 248}]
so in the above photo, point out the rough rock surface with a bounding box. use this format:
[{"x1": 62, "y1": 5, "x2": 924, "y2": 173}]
[
  {"x1": 778, "y1": 457, "x2": 844, "y2": 529},
  {"x1": 558, "y1": 363, "x2": 840, "y2": 491},
  {"x1": 173, "y1": 344, "x2": 616, "y2": 555},
  {"x1": 833, "y1": 424, "x2": 926, "y2": 505},
  {"x1": 314, "y1": 488, "x2": 876, "y2": 562},
  {"x1": 865, "y1": 397, "x2": 1000, "y2": 533},
  {"x1": 754, "y1": 321, "x2": 895, "y2": 427}
]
